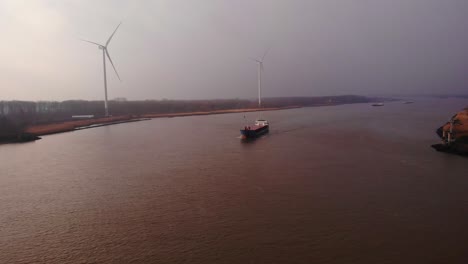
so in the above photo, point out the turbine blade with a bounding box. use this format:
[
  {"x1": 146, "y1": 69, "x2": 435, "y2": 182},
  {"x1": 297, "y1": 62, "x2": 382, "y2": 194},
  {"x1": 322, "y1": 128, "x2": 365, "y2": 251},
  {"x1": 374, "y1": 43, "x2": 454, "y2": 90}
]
[
  {"x1": 80, "y1": 39, "x2": 103, "y2": 47},
  {"x1": 105, "y1": 49, "x2": 121, "y2": 81},
  {"x1": 261, "y1": 62, "x2": 264, "y2": 71},
  {"x1": 261, "y1": 47, "x2": 271, "y2": 61},
  {"x1": 106, "y1": 22, "x2": 122, "y2": 46}
]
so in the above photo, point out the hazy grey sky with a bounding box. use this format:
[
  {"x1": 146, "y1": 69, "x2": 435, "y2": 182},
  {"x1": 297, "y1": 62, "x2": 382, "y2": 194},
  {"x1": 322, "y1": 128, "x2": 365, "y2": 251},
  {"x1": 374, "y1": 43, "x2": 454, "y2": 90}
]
[{"x1": 1, "y1": 0, "x2": 468, "y2": 101}]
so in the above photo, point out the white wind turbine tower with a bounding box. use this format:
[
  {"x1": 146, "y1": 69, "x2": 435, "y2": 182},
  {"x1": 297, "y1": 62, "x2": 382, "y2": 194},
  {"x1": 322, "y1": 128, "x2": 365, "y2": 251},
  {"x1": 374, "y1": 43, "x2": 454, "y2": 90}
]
[
  {"x1": 81, "y1": 22, "x2": 122, "y2": 117},
  {"x1": 251, "y1": 49, "x2": 269, "y2": 108}
]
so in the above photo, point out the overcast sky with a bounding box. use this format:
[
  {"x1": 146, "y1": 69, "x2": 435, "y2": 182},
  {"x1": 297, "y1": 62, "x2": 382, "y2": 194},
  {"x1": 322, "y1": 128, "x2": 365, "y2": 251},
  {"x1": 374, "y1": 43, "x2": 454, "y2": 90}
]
[{"x1": 1, "y1": 0, "x2": 468, "y2": 101}]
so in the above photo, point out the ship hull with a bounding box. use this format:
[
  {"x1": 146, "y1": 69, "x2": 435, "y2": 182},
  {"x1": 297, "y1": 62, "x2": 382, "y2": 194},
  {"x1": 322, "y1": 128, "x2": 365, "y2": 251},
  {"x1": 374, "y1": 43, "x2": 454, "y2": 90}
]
[{"x1": 240, "y1": 125, "x2": 269, "y2": 139}]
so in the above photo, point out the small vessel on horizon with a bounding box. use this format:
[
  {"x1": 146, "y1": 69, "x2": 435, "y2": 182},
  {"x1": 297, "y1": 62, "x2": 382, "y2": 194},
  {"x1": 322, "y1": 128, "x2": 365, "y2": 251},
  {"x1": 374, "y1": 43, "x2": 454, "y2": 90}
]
[
  {"x1": 372, "y1": 103, "x2": 384, "y2": 107},
  {"x1": 240, "y1": 119, "x2": 269, "y2": 139}
]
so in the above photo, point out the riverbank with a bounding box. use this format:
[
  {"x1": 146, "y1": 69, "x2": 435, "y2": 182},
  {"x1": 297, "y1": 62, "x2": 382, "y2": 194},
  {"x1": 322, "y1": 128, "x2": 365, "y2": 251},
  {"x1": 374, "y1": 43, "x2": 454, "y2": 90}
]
[
  {"x1": 1, "y1": 95, "x2": 384, "y2": 144},
  {"x1": 432, "y1": 108, "x2": 468, "y2": 155},
  {"x1": 140, "y1": 106, "x2": 300, "y2": 118},
  {"x1": 22, "y1": 106, "x2": 300, "y2": 138},
  {"x1": 24, "y1": 115, "x2": 140, "y2": 136}
]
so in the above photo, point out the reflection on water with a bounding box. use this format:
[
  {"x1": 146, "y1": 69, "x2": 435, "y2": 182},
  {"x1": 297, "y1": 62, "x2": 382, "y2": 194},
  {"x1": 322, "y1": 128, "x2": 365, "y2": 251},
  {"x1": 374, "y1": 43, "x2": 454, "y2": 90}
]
[{"x1": 1, "y1": 98, "x2": 467, "y2": 263}]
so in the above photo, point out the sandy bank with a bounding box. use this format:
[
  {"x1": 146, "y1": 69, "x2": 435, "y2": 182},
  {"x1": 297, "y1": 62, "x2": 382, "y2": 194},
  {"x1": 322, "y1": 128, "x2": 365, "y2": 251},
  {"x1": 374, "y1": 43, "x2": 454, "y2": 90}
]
[
  {"x1": 25, "y1": 115, "x2": 137, "y2": 136},
  {"x1": 141, "y1": 106, "x2": 300, "y2": 119},
  {"x1": 24, "y1": 107, "x2": 300, "y2": 136}
]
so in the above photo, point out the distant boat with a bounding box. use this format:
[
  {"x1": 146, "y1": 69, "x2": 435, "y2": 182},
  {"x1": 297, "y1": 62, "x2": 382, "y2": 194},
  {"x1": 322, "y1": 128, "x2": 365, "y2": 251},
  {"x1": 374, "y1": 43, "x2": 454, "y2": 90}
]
[
  {"x1": 403, "y1": 101, "x2": 414, "y2": 104},
  {"x1": 372, "y1": 103, "x2": 384, "y2": 107},
  {"x1": 240, "y1": 119, "x2": 269, "y2": 139}
]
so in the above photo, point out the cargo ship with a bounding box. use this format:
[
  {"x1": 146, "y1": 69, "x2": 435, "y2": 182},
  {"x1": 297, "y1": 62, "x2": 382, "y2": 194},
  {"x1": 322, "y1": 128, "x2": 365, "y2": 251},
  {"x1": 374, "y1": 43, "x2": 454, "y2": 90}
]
[{"x1": 240, "y1": 119, "x2": 269, "y2": 139}]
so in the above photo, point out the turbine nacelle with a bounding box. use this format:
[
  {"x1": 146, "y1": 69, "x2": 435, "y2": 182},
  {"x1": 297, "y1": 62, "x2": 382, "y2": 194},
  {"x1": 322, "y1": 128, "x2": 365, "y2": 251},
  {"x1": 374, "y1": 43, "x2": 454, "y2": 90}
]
[{"x1": 81, "y1": 23, "x2": 121, "y2": 81}]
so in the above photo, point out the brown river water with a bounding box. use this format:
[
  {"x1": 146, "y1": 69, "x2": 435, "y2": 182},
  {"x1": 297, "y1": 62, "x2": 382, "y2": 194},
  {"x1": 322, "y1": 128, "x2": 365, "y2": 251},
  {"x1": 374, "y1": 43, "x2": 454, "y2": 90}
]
[{"x1": 1, "y1": 98, "x2": 467, "y2": 263}]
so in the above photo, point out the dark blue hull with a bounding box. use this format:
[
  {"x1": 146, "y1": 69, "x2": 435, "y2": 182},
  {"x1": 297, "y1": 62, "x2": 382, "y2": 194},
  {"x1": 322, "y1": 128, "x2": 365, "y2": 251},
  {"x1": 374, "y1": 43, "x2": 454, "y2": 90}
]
[{"x1": 240, "y1": 125, "x2": 269, "y2": 139}]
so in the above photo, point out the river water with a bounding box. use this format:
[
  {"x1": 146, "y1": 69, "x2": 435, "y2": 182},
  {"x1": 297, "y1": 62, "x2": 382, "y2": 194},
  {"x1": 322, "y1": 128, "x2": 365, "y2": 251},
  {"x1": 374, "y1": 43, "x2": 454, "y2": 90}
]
[{"x1": 1, "y1": 98, "x2": 467, "y2": 263}]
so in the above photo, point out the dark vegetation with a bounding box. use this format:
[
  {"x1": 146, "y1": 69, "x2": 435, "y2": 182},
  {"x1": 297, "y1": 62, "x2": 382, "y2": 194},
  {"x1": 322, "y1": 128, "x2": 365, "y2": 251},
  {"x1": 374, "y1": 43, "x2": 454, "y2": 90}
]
[
  {"x1": 0, "y1": 95, "x2": 380, "y2": 142},
  {"x1": 0, "y1": 116, "x2": 40, "y2": 143}
]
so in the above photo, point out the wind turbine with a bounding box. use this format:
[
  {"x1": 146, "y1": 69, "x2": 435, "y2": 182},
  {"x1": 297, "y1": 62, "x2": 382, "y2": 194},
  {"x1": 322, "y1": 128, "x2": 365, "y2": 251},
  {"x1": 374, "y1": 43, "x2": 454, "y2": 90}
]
[
  {"x1": 81, "y1": 22, "x2": 122, "y2": 117},
  {"x1": 251, "y1": 49, "x2": 269, "y2": 108}
]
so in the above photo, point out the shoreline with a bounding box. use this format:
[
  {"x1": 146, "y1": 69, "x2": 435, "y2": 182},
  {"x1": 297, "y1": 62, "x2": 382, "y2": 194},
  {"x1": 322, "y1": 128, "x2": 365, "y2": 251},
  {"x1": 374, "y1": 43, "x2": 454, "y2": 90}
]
[
  {"x1": 140, "y1": 106, "x2": 300, "y2": 119},
  {"x1": 0, "y1": 95, "x2": 383, "y2": 144},
  {"x1": 3, "y1": 100, "x2": 391, "y2": 144},
  {"x1": 22, "y1": 106, "x2": 300, "y2": 138},
  {"x1": 24, "y1": 115, "x2": 142, "y2": 136}
]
